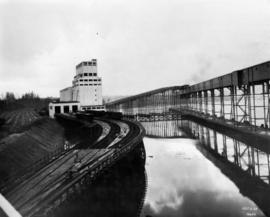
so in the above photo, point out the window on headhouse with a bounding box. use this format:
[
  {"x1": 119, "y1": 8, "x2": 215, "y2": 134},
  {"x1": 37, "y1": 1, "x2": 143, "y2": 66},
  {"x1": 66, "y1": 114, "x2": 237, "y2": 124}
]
[
  {"x1": 93, "y1": 73, "x2": 97, "y2": 76},
  {"x1": 84, "y1": 73, "x2": 87, "y2": 76}
]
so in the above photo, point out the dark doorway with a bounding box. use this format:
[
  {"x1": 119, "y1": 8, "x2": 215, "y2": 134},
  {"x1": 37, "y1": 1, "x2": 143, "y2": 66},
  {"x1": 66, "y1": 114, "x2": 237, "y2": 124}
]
[
  {"x1": 55, "y1": 106, "x2": 61, "y2": 114},
  {"x1": 64, "y1": 106, "x2": 69, "y2": 113},
  {"x1": 72, "y1": 105, "x2": 78, "y2": 112}
]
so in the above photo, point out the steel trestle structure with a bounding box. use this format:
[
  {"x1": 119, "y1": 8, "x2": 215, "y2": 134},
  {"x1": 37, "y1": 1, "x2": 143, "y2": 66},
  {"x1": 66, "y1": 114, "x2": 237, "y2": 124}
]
[{"x1": 106, "y1": 61, "x2": 270, "y2": 129}]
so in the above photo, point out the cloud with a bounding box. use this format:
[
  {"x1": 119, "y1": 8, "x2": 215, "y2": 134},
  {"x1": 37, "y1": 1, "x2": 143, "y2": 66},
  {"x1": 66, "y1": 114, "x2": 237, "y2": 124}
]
[
  {"x1": 141, "y1": 138, "x2": 264, "y2": 217},
  {"x1": 1, "y1": 0, "x2": 270, "y2": 97},
  {"x1": 143, "y1": 190, "x2": 254, "y2": 217}
]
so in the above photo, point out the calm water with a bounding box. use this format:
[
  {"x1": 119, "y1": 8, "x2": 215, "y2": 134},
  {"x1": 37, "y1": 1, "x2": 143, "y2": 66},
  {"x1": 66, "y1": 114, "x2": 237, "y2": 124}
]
[
  {"x1": 55, "y1": 120, "x2": 269, "y2": 217},
  {"x1": 140, "y1": 137, "x2": 265, "y2": 217}
]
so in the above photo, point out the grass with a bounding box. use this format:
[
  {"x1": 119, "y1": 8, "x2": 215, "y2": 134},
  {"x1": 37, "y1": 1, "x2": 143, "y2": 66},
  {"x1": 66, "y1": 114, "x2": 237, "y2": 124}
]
[
  {"x1": 0, "y1": 108, "x2": 67, "y2": 187},
  {"x1": 0, "y1": 108, "x2": 41, "y2": 139}
]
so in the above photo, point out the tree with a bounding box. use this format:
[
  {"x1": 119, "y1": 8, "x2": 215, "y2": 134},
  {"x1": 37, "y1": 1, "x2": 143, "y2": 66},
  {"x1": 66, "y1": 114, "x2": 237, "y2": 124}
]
[
  {"x1": 21, "y1": 92, "x2": 39, "y2": 100},
  {"x1": 5, "y1": 92, "x2": 16, "y2": 103}
]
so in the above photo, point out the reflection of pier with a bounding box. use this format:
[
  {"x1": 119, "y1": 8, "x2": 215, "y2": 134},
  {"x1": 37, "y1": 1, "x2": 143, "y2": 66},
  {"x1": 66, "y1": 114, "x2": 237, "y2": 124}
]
[
  {"x1": 141, "y1": 120, "x2": 187, "y2": 138},
  {"x1": 105, "y1": 61, "x2": 270, "y2": 215},
  {"x1": 183, "y1": 121, "x2": 270, "y2": 185},
  {"x1": 134, "y1": 119, "x2": 270, "y2": 216},
  {"x1": 106, "y1": 61, "x2": 270, "y2": 148},
  {"x1": 196, "y1": 143, "x2": 270, "y2": 217}
]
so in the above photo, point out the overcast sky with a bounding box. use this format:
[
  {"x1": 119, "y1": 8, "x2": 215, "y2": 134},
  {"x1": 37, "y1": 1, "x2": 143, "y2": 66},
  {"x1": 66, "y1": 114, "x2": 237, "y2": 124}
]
[{"x1": 1, "y1": 0, "x2": 270, "y2": 98}]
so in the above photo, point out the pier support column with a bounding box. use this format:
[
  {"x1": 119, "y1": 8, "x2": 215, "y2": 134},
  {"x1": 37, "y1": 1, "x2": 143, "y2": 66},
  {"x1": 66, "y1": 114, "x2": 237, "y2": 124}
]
[
  {"x1": 211, "y1": 89, "x2": 215, "y2": 117},
  {"x1": 213, "y1": 131, "x2": 218, "y2": 151},
  {"x1": 219, "y1": 88, "x2": 225, "y2": 118},
  {"x1": 222, "y1": 135, "x2": 227, "y2": 158},
  {"x1": 230, "y1": 86, "x2": 236, "y2": 122},
  {"x1": 198, "y1": 91, "x2": 203, "y2": 113},
  {"x1": 204, "y1": 90, "x2": 208, "y2": 115}
]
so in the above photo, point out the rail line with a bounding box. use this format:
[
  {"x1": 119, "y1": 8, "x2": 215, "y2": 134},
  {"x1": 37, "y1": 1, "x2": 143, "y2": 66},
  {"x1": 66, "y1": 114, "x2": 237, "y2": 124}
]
[{"x1": 3, "y1": 115, "x2": 145, "y2": 217}]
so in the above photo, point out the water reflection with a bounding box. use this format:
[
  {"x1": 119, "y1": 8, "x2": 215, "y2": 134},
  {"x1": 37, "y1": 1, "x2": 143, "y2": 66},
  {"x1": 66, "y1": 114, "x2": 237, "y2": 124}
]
[
  {"x1": 141, "y1": 120, "x2": 186, "y2": 138},
  {"x1": 182, "y1": 121, "x2": 270, "y2": 185},
  {"x1": 185, "y1": 121, "x2": 270, "y2": 216},
  {"x1": 53, "y1": 119, "x2": 270, "y2": 217},
  {"x1": 142, "y1": 138, "x2": 265, "y2": 217},
  {"x1": 141, "y1": 120, "x2": 270, "y2": 217}
]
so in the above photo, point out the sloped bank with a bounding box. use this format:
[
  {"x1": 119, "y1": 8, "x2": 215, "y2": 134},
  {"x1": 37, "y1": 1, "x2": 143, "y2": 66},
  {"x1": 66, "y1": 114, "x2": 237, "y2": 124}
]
[
  {"x1": 0, "y1": 118, "x2": 65, "y2": 184},
  {"x1": 0, "y1": 116, "x2": 101, "y2": 190}
]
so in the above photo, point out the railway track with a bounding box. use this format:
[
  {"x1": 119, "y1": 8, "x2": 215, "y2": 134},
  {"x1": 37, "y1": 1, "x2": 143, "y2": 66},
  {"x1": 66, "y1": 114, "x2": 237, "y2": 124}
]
[{"x1": 3, "y1": 115, "x2": 145, "y2": 217}]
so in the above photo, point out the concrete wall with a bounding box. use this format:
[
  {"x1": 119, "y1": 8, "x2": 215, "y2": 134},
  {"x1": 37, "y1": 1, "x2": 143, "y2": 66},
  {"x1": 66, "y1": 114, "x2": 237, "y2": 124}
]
[
  {"x1": 73, "y1": 85, "x2": 102, "y2": 106},
  {"x1": 76, "y1": 59, "x2": 97, "y2": 75},
  {"x1": 60, "y1": 87, "x2": 73, "y2": 102},
  {"x1": 76, "y1": 64, "x2": 97, "y2": 75}
]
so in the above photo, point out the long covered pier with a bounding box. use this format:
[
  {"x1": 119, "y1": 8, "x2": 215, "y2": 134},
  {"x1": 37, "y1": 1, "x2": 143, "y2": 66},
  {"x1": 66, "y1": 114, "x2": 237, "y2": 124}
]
[
  {"x1": 105, "y1": 61, "x2": 270, "y2": 204},
  {"x1": 106, "y1": 61, "x2": 270, "y2": 129}
]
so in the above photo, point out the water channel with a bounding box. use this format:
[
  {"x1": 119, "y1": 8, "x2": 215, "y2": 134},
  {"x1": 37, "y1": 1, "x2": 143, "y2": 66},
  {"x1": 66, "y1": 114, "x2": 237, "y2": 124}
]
[
  {"x1": 56, "y1": 119, "x2": 269, "y2": 217},
  {"x1": 141, "y1": 138, "x2": 263, "y2": 217},
  {"x1": 140, "y1": 120, "x2": 269, "y2": 217}
]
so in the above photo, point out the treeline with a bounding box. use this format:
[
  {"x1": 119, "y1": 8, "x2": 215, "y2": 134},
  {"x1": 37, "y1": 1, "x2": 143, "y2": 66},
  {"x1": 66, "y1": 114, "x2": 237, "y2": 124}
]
[{"x1": 0, "y1": 92, "x2": 58, "y2": 112}]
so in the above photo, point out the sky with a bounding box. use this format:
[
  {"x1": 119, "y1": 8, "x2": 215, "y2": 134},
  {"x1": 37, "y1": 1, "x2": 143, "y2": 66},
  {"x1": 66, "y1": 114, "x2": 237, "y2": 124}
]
[{"x1": 1, "y1": 0, "x2": 270, "y2": 98}]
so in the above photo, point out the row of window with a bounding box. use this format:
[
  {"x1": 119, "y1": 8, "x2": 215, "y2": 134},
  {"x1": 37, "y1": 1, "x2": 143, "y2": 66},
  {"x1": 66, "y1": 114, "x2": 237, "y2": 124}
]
[
  {"x1": 82, "y1": 106, "x2": 105, "y2": 110},
  {"x1": 74, "y1": 83, "x2": 102, "y2": 86},
  {"x1": 76, "y1": 73, "x2": 98, "y2": 78},
  {"x1": 52, "y1": 105, "x2": 78, "y2": 114},
  {"x1": 78, "y1": 79, "x2": 101, "y2": 82},
  {"x1": 82, "y1": 61, "x2": 96, "y2": 66},
  {"x1": 76, "y1": 61, "x2": 97, "y2": 69},
  {"x1": 85, "y1": 62, "x2": 96, "y2": 66}
]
